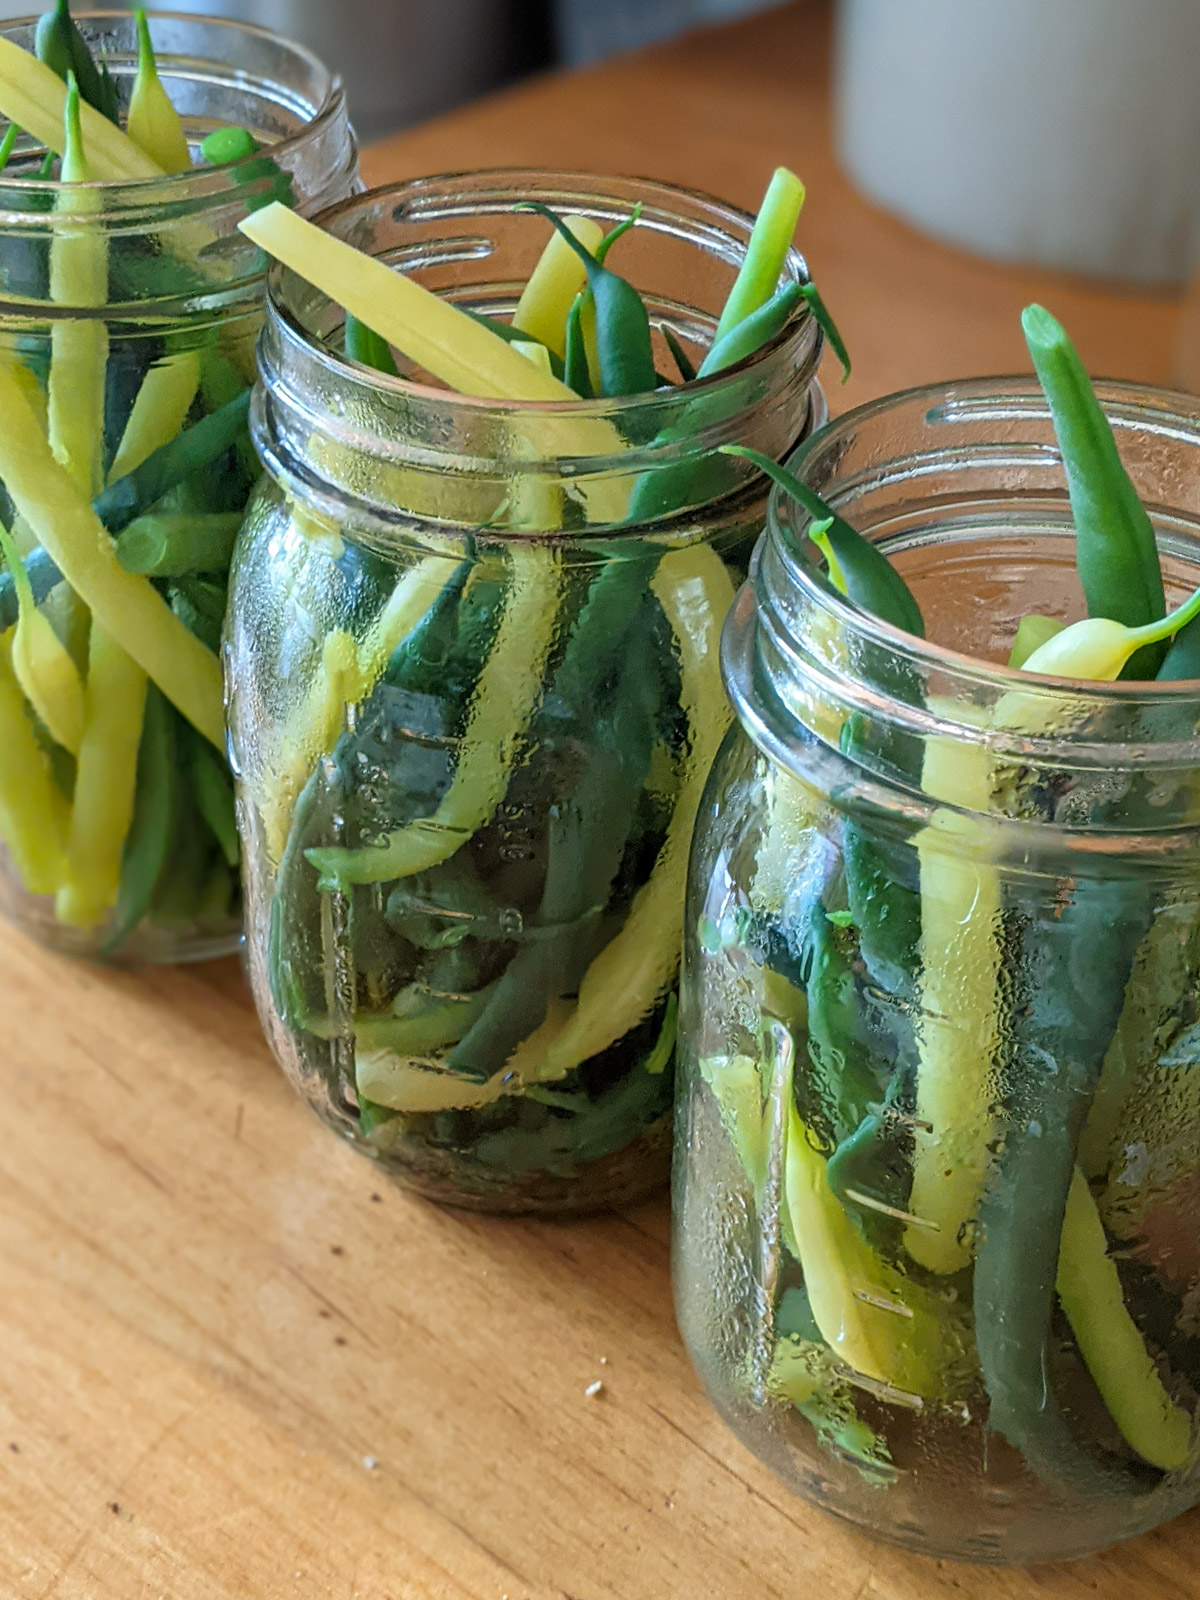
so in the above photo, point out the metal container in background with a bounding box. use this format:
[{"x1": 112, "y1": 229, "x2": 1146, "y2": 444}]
[
  {"x1": 187, "y1": 0, "x2": 531, "y2": 140},
  {"x1": 836, "y1": 0, "x2": 1200, "y2": 287},
  {"x1": 554, "y1": 0, "x2": 772, "y2": 66},
  {"x1": 132, "y1": 0, "x2": 534, "y2": 143}
]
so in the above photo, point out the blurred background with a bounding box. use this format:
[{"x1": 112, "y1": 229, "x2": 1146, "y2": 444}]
[
  {"x1": 0, "y1": 0, "x2": 779, "y2": 144},
  {"x1": 8, "y1": 0, "x2": 1200, "y2": 314}
]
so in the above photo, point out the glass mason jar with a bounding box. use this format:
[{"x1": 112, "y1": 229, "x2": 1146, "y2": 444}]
[
  {"x1": 227, "y1": 172, "x2": 825, "y2": 1213},
  {"x1": 0, "y1": 11, "x2": 356, "y2": 964},
  {"x1": 674, "y1": 378, "x2": 1200, "y2": 1562}
]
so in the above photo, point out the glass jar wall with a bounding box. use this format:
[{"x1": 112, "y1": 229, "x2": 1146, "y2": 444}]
[
  {"x1": 674, "y1": 378, "x2": 1200, "y2": 1562},
  {"x1": 228, "y1": 172, "x2": 824, "y2": 1212},
  {"x1": 0, "y1": 11, "x2": 356, "y2": 963}
]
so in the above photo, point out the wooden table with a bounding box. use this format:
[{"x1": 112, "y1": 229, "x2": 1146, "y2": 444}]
[{"x1": 3, "y1": 4, "x2": 1196, "y2": 1596}]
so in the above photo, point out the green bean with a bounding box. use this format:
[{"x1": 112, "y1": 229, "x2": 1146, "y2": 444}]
[
  {"x1": 839, "y1": 798, "x2": 921, "y2": 990},
  {"x1": 199, "y1": 124, "x2": 294, "y2": 211},
  {"x1": 969, "y1": 583, "x2": 1195, "y2": 1487},
  {"x1": 803, "y1": 902, "x2": 882, "y2": 1143},
  {"x1": 563, "y1": 291, "x2": 594, "y2": 399},
  {"x1": 151, "y1": 788, "x2": 210, "y2": 927},
  {"x1": 128, "y1": 9, "x2": 189, "y2": 173},
  {"x1": 102, "y1": 684, "x2": 176, "y2": 954},
  {"x1": 94, "y1": 389, "x2": 252, "y2": 534},
  {"x1": 798, "y1": 280, "x2": 850, "y2": 382},
  {"x1": 720, "y1": 447, "x2": 925, "y2": 637},
  {"x1": 697, "y1": 283, "x2": 804, "y2": 378},
  {"x1": 737, "y1": 450, "x2": 926, "y2": 1129},
  {"x1": 660, "y1": 323, "x2": 696, "y2": 383},
  {"x1": 517, "y1": 202, "x2": 657, "y2": 396},
  {"x1": 0, "y1": 122, "x2": 18, "y2": 173},
  {"x1": 444, "y1": 615, "x2": 655, "y2": 1079},
  {"x1": 200, "y1": 125, "x2": 258, "y2": 166},
  {"x1": 1022, "y1": 304, "x2": 1166, "y2": 676},
  {"x1": 460, "y1": 309, "x2": 565, "y2": 379},
  {"x1": 1156, "y1": 612, "x2": 1200, "y2": 680},
  {"x1": 713, "y1": 167, "x2": 805, "y2": 343},
  {"x1": 35, "y1": 0, "x2": 119, "y2": 123},
  {"x1": 825, "y1": 1059, "x2": 911, "y2": 1251},
  {"x1": 188, "y1": 727, "x2": 239, "y2": 867},
  {"x1": 171, "y1": 576, "x2": 225, "y2": 650},
  {"x1": 344, "y1": 314, "x2": 399, "y2": 377},
  {"x1": 270, "y1": 558, "x2": 474, "y2": 1028},
  {"x1": 974, "y1": 878, "x2": 1152, "y2": 1495},
  {"x1": 115, "y1": 512, "x2": 242, "y2": 577},
  {"x1": 622, "y1": 296, "x2": 821, "y2": 523},
  {"x1": 0, "y1": 543, "x2": 61, "y2": 631}
]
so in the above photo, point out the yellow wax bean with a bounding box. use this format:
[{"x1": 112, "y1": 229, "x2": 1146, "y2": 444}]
[
  {"x1": 356, "y1": 1052, "x2": 508, "y2": 1115},
  {"x1": 905, "y1": 594, "x2": 1200, "y2": 1275},
  {"x1": 258, "y1": 627, "x2": 361, "y2": 866},
  {"x1": 48, "y1": 320, "x2": 107, "y2": 497},
  {"x1": 751, "y1": 764, "x2": 818, "y2": 917},
  {"x1": 699, "y1": 1053, "x2": 771, "y2": 1193},
  {"x1": 56, "y1": 626, "x2": 148, "y2": 928},
  {"x1": 49, "y1": 79, "x2": 107, "y2": 500},
  {"x1": 242, "y1": 203, "x2": 580, "y2": 403},
  {"x1": 307, "y1": 545, "x2": 564, "y2": 888},
  {"x1": 8, "y1": 607, "x2": 85, "y2": 754},
  {"x1": 0, "y1": 39, "x2": 162, "y2": 181},
  {"x1": 0, "y1": 522, "x2": 85, "y2": 755},
  {"x1": 1057, "y1": 1167, "x2": 1192, "y2": 1470},
  {"x1": 508, "y1": 341, "x2": 564, "y2": 530},
  {"x1": 785, "y1": 1103, "x2": 948, "y2": 1399},
  {"x1": 511, "y1": 338, "x2": 552, "y2": 373},
  {"x1": 1008, "y1": 612, "x2": 1064, "y2": 670},
  {"x1": 109, "y1": 349, "x2": 202, "y2": 483},
  {"x1": 258, "y1": 553, "x2": 460, "y2": 864},
  {"x1": 355, "y1": 999, "x2": 575, "y2": 1116},
  {"x1": 239, "y1": 204, "x2": 631, "y2": 524},
  {"x1": 0, "y1": 634, "x2": 67, "y2": 894},
  {"x1": 0, "y1": 44, "x2": 219, "y2": 304},
  {"x1": 0, "y1": 359, "x2": 224, "y2": 749},
  {"x1": 535, "y1": 543, "x2": 735, "y2": 1080},
  {"x1": 512, "y1": 213, "x2": 604, "y2": 358},
  {"x1": 906, "y1": 719, "x2": 1003, "y2": 1274},
  {"x1": 357, "y1": 552, "x2": 462, "y2": 685},
  {"x1": 127, "y1": 11, "x2": 191, "y2": 173},
  {"x1": 1001, "y1": 588, "x2": 1200, "y2": 721}
]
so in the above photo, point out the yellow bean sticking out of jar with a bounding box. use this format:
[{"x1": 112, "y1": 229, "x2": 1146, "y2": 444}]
[
  {"x1": 127, "y1": 10, "x2": 190, "y2": 173},
  {"x1": 0, "y1": 522, "x2": 84, "y2": 755}
]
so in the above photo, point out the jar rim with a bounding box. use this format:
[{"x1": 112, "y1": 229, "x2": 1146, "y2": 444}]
[
  {"x1": 263, "y1": 168, "x2": 822, "y2": 421},
  {"x1": 0, "y1": 9, "x2": 345, "y2": 213},
  {"x1": 773, "y1": 373, "x2": 1200, "y2": 700}
]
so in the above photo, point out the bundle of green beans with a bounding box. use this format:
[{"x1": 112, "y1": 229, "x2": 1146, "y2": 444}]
[
  {"x1": 0, "y1": 1, "x2": 290, "y2": 954},
  {"x1": 237, "y1": 171, "x2": 840, "y2": 1196},
  {"x1": 695, "y1": 306, "x2": 1200, "y2": 1495}
]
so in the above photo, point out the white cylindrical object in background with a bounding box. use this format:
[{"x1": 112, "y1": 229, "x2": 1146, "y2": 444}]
[{"x1": 836, "y1": 0, "x2": 1200, "y2": 286}]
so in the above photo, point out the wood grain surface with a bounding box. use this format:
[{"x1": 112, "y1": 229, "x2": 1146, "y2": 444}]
[{"x1": 3, "y1": 3, "x2": 1198, "y2": 1596}]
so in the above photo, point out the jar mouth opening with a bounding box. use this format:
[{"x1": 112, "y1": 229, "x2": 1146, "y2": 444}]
[
  {"x1": 265, "y1": 169, "x2": 822, "y2": 422},
  {"x1": 773, "y1": 373, "x2": 1200, "y2": 701},
  {"x1": 0, "y1": 10, "x2": 344, "y2": 210}
]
